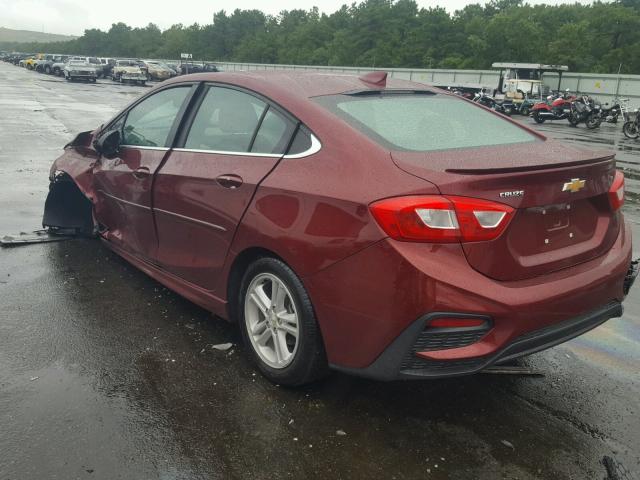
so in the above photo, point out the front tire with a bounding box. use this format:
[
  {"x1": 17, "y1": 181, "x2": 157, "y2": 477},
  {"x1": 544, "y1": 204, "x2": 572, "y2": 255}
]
[
  {"x1": 520, "y1": 105, "x2": 530, "y2": 116},
  {"x1": 586, "y1": 113, "x2": 601, "y2": 129},
  {"x1": 568, "y1": 113, "x2": 580, "y2": 126},
  {"x1": 239, "y1": 257, "x2": 328, "y2": 386}
]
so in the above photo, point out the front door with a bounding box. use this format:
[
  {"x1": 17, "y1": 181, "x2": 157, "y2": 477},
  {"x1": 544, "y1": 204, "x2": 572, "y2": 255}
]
[
  {"x1": 93, "y1": 85, "x2": 193, "y2": 261},
  {"x1": 153, "y1": 85, "x2": 297, "y2": 295}
]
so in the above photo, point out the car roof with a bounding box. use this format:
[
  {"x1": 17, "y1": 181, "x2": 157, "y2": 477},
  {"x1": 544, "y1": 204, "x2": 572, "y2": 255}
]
[{"x1": 164, "y1": 70, "x2": 437, "y2": 100}]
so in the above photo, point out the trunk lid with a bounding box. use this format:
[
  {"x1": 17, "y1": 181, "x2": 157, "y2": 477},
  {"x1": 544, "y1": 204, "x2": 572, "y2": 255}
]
[{"x1": 392, "y1": 141, "x2": 620, "y2": 281}]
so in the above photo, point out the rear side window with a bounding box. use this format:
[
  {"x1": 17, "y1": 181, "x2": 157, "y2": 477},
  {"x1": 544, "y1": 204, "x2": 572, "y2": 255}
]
[
  {"x1": 315, "y1": 94, "x2": 535, "y2": 152},
  {"x1": 286, "y1": 126, "x2": 313, "y2": 155},
  {"x1": 185, "y1": 87, "x2": 266, "y2": 152},
  {"x1": 122, "y1": 86, "x2": 191, "y2": 147},
  {"x1": 251, "y1": 108, "x2": 295, "y2": 154}
]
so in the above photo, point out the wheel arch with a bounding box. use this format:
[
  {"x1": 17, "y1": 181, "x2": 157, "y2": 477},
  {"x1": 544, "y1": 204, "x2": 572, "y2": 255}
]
[
  {"x1": 43, "y1": 172, "x2": 95, "y2": 235},
  {"x1": 225, "y1": 247, "x2": 286, "y2": 322}
]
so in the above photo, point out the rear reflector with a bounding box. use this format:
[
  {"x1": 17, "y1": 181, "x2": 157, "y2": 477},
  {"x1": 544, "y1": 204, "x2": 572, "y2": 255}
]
[
  {"x1": 609, "y1": 170, "x2": 625, "y2": 211},
  {"x1": 370, "y1": 195, "x2": 514, "y2": 243},
  {"x1": 428, "y1": 317, "x2": 487, "y2": 328}
]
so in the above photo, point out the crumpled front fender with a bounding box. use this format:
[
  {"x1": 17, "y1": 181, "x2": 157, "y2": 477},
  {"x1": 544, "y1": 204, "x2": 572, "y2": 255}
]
[{"x1": 43, "y1": 131, "x2": 99, "y2": 234}]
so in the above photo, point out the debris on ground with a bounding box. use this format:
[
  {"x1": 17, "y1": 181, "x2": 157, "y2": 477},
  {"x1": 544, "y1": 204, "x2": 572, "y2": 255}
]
[
  {"x1": 481, "y1": 365, "x2": 545, "y2": 376},
  {"x1": 501, "y1": 440, "x2": 515, "y2": 449},
  {"x1": 211, "y1": 343, "x2": 233, "y2": 351},
  {"x1": 602, "y1": 455, "x2": 636, "y2": 480},
  {"x1": 336, "y1": 430, "x2": 347, "y2": 436},
  {"x1": 1, "y1": 229, "x2": 76, "y2": 247}
]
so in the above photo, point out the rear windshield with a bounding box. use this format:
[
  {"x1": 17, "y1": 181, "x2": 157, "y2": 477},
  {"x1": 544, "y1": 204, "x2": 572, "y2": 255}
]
[{"x1": 314, "y1": 93, "x2": 536, "y2": 152}]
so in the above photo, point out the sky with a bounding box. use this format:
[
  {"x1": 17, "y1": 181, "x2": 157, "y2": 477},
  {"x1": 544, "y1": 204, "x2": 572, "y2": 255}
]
[{"x1": 0, "y1": 0, "x2": 599, "y2": 36}]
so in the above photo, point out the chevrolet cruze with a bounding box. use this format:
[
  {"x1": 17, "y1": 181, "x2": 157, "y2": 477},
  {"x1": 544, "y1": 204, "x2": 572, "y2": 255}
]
[{"x1": 44, "y1": 71, "x2": 637, "y2": 385}]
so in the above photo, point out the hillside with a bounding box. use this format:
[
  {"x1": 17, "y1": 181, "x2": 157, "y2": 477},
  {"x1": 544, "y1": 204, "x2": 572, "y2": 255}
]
[{"x1": 0, "y1": 27, "x2": 75, "y2": 43}]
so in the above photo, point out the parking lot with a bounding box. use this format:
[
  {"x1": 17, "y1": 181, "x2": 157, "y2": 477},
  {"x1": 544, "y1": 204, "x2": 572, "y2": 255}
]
[{"x1": 0, "y1": 61, "x2": 639, "y2": 479}]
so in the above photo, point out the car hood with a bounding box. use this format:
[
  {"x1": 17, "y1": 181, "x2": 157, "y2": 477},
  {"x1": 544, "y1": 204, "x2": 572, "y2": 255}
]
[{"x1": 117, "y1": 66, "x2": 142, "y2": 73}]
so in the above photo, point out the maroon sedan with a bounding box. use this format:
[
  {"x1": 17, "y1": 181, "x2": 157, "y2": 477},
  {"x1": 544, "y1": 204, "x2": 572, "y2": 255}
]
[{"x1": 44, "y1": 71, "x2": 637, "y2": 385}]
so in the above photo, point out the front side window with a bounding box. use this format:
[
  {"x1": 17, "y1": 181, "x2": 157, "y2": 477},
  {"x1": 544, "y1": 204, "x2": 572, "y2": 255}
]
[
  {"x1": 315, "y1": 93, "x2": 536, "y2": 152},
  {"x1": 184, "y1": 87, "x2": 266, "y2": 152},
  {"x1": 122, "y1": 87, "x2": 191, "y2": 148}
]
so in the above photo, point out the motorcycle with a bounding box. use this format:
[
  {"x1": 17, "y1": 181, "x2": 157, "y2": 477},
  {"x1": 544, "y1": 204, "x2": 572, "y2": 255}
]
[
  {"x1": 568, "y1": 95, "x2": 601, "y2": 129},
  {"x1": 531, "y1": 90, "x2": 575, "y2": 123},
  {"x1": 600, "y1": 100, "x2": 623, "y2": 124},
  {"x1": 472, "y1": 91, "x2": 514, "y2": 116},
  {"x1": 623, "y1": 107, "x2": 640, "y2": 139}
]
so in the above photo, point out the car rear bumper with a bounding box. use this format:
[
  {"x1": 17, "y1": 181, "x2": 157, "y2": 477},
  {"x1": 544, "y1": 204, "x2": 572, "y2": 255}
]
[
  {"x1": 332, "y1": 301, "x2": 623, "y2": 380},
  {"x1": 306, "y1": 219, "x2": 632, "y2": 378}
]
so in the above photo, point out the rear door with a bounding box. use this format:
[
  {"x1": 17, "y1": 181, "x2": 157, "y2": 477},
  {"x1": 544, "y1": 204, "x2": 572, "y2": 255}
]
[
  {"x1": 93, "y1": 85, "x2": 194, "y2": 260},
  {"x1": 152, "y1": 84, "x2": 297, "y2": 293}
]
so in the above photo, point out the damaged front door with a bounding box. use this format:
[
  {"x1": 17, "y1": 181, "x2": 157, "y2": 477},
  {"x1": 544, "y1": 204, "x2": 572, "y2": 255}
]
[{"x1": 92, "y1": 86, "x2": 193, "y2": 261}]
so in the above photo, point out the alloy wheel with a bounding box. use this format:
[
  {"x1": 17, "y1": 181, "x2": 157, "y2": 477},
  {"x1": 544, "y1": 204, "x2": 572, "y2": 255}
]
[{"x1": 244, "y1": 273, "x2": 299, "y2": 369}]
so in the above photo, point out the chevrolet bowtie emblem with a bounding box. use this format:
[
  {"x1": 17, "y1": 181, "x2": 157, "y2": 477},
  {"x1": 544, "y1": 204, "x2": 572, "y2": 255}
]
[{"x1": 562, "y1": 178, "x2": 586, "y2": 193}]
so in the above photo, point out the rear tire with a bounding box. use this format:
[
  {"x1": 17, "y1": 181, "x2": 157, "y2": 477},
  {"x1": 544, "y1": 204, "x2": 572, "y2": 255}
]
[
  {"x1": 520, "y1": 105, "x2": 530, "y2": 116},
  {"x1": 623, "y1": 121, "x2": 640, "y2": 139},
  {"x1": 238, "y1": 257, "x2": 328, "y2": 386}
]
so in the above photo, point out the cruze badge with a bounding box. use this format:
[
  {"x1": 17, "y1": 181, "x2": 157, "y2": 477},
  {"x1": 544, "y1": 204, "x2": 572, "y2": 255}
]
[
  {"x1": 562, "y1": 178, "x2": 586, "y2": 193},
  {"x1": 499, "y1": 190, "x2": 524, "y2": 198}
]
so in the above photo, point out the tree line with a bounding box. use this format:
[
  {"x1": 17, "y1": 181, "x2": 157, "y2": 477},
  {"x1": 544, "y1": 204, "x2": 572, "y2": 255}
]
[{"x1": 3, "y1": 0, "x2": 640, "y2": 74}]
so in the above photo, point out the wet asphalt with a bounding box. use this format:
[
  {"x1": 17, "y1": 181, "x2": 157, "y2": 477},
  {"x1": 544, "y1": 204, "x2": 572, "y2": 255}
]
[{"x1": 0, "y1": 62, "x2": 638, "y2": 480}]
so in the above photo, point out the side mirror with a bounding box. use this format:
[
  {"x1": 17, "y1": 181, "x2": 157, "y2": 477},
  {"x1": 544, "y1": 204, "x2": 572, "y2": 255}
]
[{"x1": 94, "y1": 129, "x2": 121, "y2": 158}]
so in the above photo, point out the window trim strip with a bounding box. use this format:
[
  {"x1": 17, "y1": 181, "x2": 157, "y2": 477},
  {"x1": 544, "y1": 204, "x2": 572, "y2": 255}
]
[
  {"x1": 120, "y1": 145, "x2": 170, "y2": 151},
  {"x1": 283, "y1": 133, "x2": 322, "y2": 159},
  {"x1": 171, "y1": 147, "x2": 281, "y2": 158}
]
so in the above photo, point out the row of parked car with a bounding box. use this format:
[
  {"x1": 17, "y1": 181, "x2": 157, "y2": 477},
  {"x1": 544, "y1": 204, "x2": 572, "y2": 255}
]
[{"x1": 0, "y1": 52, "x2": 221, "y2": 85}]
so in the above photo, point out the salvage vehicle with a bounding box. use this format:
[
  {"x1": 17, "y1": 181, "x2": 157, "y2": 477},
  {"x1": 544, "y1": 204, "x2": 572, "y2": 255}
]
[
  {"x1": 97, "y1": 57, "x2": 116, "y2": 78},
  {"x1": 43, "y1": 71, "x2": 637, "y2": 386},
  {"x1": 23, "y1": 53, "x2": 43, "y2": 69},
  {"x1": 34, "y1": 54, "x2": 54, "y2": 73},
  {"x1": 178, "y1": 61, "x2": 220, "y2": 75},
  {"x1": 37, "y1": 54, "x2": 69, "y2": 74},
  {"x1": 111, "y1": 59, "x2": 147, "y2": 85},
  {"x1": 141, "y1": 60, "x2": 175, "y2": 81},
  {"x1": 52, "y1": 56, "x2": 84, "y2": 76},
  {"x1": 51, "y1": 58, "x2": 67, "y2": 76},
  {"x1": 63, "y1": 60, "x2": 98, "y2": 82}
]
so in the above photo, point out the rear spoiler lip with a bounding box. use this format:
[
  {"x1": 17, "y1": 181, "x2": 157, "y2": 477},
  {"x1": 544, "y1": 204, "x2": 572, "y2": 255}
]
[{"x1": 445, "y1": 154, "x2": 616, "y2": 175}]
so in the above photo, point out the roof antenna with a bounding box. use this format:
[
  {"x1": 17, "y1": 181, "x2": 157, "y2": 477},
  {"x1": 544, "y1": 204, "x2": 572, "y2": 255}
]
[{"x1": 359, "y1": 71, "x2": 387, "y2": 87}]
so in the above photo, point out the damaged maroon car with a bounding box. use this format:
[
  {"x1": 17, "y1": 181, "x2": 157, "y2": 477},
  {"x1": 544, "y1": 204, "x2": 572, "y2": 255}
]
[{"x1": 44, "y1": 71, "x2": 637, "y2": 385}]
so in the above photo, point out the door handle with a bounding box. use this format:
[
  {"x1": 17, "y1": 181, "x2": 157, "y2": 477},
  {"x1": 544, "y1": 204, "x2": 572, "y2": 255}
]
[
  {"x1": 132, "y1": 167, "x2": 150, "y2": 180},
  {"x1": 216, "y1": 174, "x2": 243, "y2": 189}
]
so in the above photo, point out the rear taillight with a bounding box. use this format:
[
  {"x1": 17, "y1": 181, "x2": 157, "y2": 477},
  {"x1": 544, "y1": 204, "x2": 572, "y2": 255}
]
[
  {"x1": 370, "y1": 195, "x2": 514, "y2": 243},
  {"x1": 609, "y1": 170, "x2": 625, "y2": 211}
]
